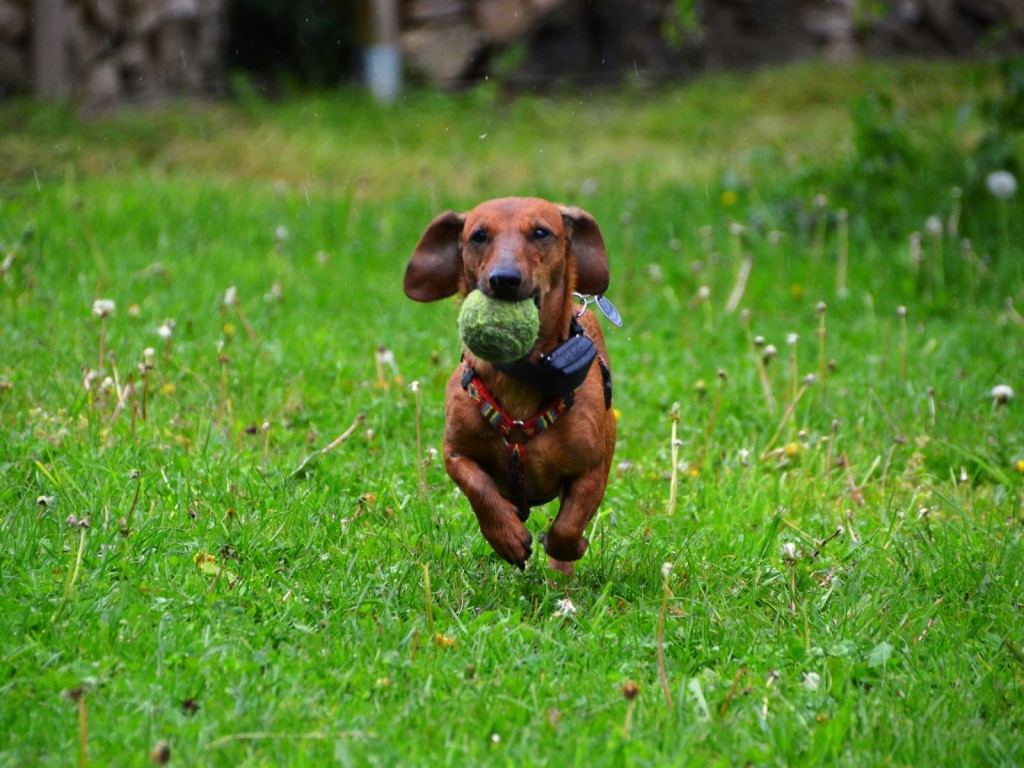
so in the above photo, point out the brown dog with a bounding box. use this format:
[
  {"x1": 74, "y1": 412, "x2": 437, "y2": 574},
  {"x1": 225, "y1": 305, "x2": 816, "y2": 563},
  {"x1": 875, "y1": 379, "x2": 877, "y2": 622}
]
[{"x1": 404, "y1": 197, "x2": 616, "y2": 575}]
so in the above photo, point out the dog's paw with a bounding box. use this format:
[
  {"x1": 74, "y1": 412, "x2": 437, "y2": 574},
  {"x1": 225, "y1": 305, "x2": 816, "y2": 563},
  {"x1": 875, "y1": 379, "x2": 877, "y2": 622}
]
[
  {"x1": 539, "y1": 531, "x2": 589, "y2": 562},
  {"x1": 482, "y1": 519, "x2": 533, "y2": 570}
]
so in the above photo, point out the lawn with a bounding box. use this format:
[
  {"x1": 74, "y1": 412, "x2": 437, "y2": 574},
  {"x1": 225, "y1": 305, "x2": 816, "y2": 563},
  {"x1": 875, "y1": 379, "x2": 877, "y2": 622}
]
[{"x1": 1, "y1": 59, "x2": 1022, "y2": 766}]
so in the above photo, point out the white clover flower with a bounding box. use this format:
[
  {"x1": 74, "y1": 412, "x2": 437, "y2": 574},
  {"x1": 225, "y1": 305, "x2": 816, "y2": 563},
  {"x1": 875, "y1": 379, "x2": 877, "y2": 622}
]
[
  {"x1": 990, "y1": 384, "x2": 1014, "y2": 405},
  {"x1": 37, "y1": 494, "x2": 57, "y2": 507},
  {"x1": 738, "y1": 448, "x2": 750, "y2": 466},
  {"x1": 157, "y1": 320, "x2": 175, "y2": 339},
  {"x1": 142, "y1": 348, "x2": 155, "y2": 366},
  {"x1": 92, "y1": 299, "x2": 116, "y2": 318},
  {"x1": 802, "y1": 671, "x2": 821, "y2": 691},
  {"x1": 223, "y1": 286, "x2": 239, "y2": 306},
  {"x1": 553, "y1": 598, "x2": 576, "y2": 618},
  {"x1": 274, "y1": 225, "x2": 289, "y2": 242},
  {"x1": 660, "y1": 562, "x2": 673, "y2": 580},
  {"x1": 781, "y1": 541, "x2": 798, "y2": 560},
  {"x1": 786, "y1": 333, "x2": 799, "y2": 346},
  {"x1": 728, "y1": 221, "x2": 745, "y2": 237},
  {"x1": 409, "y1": 380, "x2": 420, "y2": 393},
  {"x1": 924, "y1": 215, "x2": 943, "y2": 236},
  {"x1": 763, "y1": 344, "x2": 778, "y2": 360},
  {"x1": 813, "y1": 193, "x2": 828, "y2": 209},
  {"x1": 986, "y1": 170, "x2": 1017, "y2": 200},
  {"x1": 696, "y1": 285, "x2": 711, "y2": 301}
]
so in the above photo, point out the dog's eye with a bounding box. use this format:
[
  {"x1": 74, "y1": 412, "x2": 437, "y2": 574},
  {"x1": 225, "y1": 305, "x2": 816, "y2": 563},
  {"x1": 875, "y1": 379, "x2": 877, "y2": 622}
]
[
  {"x1": 469, "y1": 229, "x2": 489, "y2": 245},
  {"x1": 532, "y1": 227, "x2": 553, "y2": 241}
]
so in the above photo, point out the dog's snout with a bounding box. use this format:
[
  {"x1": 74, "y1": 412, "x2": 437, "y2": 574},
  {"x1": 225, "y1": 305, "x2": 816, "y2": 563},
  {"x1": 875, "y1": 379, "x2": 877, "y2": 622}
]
[{"x1": 488, "y1": 268, "x2": 523, "y2": 299}]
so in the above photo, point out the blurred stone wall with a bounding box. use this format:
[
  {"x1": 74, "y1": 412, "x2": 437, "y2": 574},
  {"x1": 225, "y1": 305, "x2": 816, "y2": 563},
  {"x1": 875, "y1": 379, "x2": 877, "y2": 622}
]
[
  {"x1": 0, "y1": 0, "x2": 226, "y2": 105},
  {"x1": 3, "y1": 0, "x2": 1023, "y2": 104},
  {"x1": 401, "y1": 0, "x2": 1024, "y2": 86}
]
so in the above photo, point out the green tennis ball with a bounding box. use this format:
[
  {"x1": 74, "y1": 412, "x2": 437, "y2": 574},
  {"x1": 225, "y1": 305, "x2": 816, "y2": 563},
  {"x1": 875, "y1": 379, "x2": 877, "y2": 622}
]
[{"x1": 457, "y1": 289, "x2": 540, "y2": 363}]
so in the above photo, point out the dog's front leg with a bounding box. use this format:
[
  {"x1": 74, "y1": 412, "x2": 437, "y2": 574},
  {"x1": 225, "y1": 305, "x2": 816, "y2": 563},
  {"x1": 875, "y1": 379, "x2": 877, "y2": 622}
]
[
  {"x1": 445, "y1": 452, "x2": 533, "y2": 569},
  {"x1": 540, "y1": 467, "x2": 608, "y2": 576}
]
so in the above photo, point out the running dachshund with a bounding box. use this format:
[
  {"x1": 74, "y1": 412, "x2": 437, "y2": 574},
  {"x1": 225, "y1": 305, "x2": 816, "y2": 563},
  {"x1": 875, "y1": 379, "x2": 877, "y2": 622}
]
[{"x1": 404, "y1": 197, "x2": 616, "y2": 575}]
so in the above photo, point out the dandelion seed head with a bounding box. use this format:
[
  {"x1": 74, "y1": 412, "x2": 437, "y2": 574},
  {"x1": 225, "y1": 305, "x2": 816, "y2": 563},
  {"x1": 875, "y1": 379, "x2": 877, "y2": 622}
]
[
  {"x1": 990, "y1": 384, "x2": 1014, "y2": 404},
  {"x1": 92, "y1": 299, "x2": 116, "y2": 317},
  {"x1": 986, "y1": 170, "x2": 1017, "y2": 199},
  {"x1": 553, "y1": 598, "x2": 576, "y2": 618}
]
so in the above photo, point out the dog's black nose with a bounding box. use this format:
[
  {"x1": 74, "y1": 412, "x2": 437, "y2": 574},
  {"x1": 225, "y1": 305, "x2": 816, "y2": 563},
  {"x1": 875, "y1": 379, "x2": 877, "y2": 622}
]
[{"x1": 488, "y1": 268, "x2": 522, "y2": 299}]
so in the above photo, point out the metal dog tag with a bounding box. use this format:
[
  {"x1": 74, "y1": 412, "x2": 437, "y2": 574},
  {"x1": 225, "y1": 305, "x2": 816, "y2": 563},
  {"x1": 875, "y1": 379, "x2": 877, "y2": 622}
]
[{"x1": 596, "y1": 295, "x2": 623, "y2": 327}]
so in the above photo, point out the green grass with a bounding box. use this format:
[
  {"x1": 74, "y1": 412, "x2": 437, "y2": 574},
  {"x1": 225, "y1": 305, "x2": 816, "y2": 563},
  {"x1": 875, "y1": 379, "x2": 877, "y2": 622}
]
[{"x1": 1, "y1": 60, "x2": 1023, "y2": 766}]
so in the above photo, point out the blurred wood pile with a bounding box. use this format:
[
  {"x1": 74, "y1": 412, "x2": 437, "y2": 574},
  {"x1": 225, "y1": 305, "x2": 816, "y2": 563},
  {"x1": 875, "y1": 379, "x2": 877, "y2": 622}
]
[
  {"x1": 401, "y1": 0, "x2": 1024, "y2": 87},
  {"x1": 0, "y1": 0, "x2": 225, "y2": 104}
]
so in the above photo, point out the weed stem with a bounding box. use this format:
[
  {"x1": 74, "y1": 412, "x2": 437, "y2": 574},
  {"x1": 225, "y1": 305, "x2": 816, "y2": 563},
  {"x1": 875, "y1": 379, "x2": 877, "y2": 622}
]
[{"x1": 51, "y1": 525, "x2": 87, "y2": 624}]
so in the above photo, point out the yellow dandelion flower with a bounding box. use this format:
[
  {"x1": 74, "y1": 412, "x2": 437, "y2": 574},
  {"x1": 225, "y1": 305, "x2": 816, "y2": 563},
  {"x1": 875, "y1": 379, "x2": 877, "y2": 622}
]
[
  {"x1": 613, "y1": 408, "x2": 622, "y2": 421},
  {"x1": 721, "y1": 190, "x2": 737, "y2": 207},
  {"x1": 790, "y1": 284, "x2": 804, "y2": 299},
  {"x1": 223, "y1": 323, "x2": 237, "y2": 337},
  {"x1": 1016, "y1": 459, "x2": 1024, "y2": 474},
  {"x1": 159, "y1": 383, "x2": 176, "y2": 396},
  {"x1": 784, "y1": 442, "x2": 801, "y2": 458}
]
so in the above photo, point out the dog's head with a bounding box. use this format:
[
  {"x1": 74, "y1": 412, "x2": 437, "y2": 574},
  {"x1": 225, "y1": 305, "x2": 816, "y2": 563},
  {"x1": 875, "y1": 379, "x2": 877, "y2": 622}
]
[{"x1": 404, "y1": 197, "x2": 609, "y2": 304}]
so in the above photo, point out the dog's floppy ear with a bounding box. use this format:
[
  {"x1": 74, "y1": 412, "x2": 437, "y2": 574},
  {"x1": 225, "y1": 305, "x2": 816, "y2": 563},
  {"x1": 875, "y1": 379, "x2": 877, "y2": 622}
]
[
  {"x1": 560, "y1": 206, "x2": 609, "y2": 295},
  {"x1": 404, "y1": 210, "x2": 466, "y2": 302}
]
